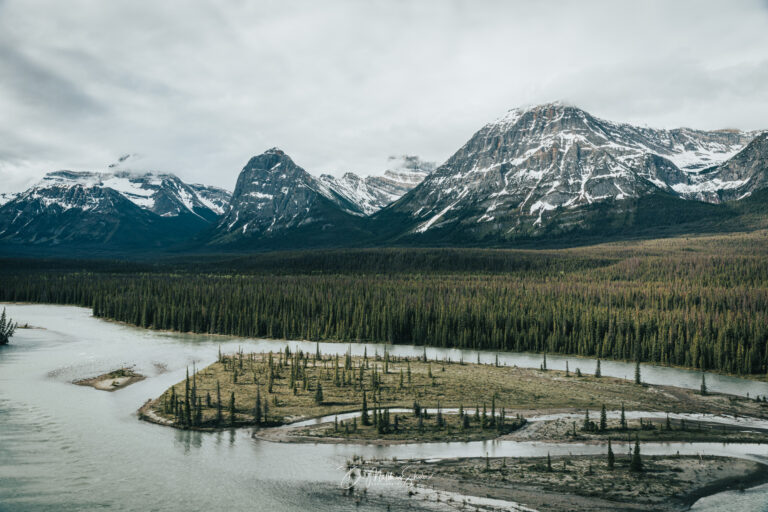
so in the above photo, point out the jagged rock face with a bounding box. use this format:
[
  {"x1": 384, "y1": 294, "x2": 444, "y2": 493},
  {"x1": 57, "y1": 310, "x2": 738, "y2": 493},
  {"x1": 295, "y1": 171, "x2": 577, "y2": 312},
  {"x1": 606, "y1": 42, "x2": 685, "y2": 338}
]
[
  {"x1": 318, "y1": 155, "x2": 435, "y2": 215},
  {"x1": 0, "y1": 184, "x2": 141, "y2": 245},
  {"x1": 188, "y1": 184, "x2": 232, "y2": 215},
  {"x1": 19, "y1": 170, "x2": 225, "y2": 219},
  {"x1": 0, "y1": 169, "x2": 227, "y2": 247},
  {"x1": 383, "y1": 103, "x2": 758, "y2": 236},
  {"x1": 679, "y1": 132, "x2": 768, "y2": 202},
  {"x1": 213, "y1": 148, "x2": 360, "y2": 241}
]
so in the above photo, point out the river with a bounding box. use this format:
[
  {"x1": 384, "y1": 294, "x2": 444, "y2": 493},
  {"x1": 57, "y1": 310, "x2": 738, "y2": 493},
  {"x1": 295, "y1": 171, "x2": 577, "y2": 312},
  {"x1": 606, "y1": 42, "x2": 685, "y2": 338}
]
[{"x1": 1, "y1": 304, "x2": 767, "y2": 511}]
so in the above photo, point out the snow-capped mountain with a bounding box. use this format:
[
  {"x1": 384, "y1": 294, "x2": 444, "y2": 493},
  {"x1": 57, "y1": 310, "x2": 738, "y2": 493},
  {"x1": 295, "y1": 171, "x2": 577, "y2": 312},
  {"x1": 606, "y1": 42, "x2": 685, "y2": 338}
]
[
  {"x1": 318, "y1": 155, "x2": 435, "y2": 215},
  {"x1": 210, "y1": 148, "x2": 364, "y2": 244},
  {"x1": 2, "y1": 103, "x2": 766, "y2": 252},
  {"x1": 379, "y1": 102, "x2": 760, "y2": 238},
  {"x1": 0, "y1": 193, "x2": 16, "y2": 206},
  {"x1": 15, "y1": 170, "x2": 226, "y2": 220},
  {"x1": 670, "y1": 131, "x2": 768, "y2": 203},
  {"x1": 0, "y1": 167, "x2": 230, "y2": 248}
]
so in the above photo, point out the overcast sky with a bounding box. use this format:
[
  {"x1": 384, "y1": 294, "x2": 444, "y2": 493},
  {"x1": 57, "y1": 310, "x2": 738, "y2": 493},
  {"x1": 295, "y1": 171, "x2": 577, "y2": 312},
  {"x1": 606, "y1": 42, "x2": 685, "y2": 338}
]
[{"x1": 1, "y1": 0, "x2": 767, "y2": 192}]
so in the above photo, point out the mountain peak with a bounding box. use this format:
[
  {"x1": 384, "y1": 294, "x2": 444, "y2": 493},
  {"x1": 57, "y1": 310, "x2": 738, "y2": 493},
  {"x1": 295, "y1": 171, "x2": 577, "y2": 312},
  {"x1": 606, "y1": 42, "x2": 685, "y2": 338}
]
[{"x1": 489, "y1": 101, "x2": 582, "y2": 129}]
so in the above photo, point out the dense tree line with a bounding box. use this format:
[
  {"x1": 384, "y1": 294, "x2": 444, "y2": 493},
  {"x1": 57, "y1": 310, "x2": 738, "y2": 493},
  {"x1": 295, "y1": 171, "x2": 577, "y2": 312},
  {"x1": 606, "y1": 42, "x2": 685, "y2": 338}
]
[{"x1": 2, "y1": 243, "x2": 767, "y2": 376}]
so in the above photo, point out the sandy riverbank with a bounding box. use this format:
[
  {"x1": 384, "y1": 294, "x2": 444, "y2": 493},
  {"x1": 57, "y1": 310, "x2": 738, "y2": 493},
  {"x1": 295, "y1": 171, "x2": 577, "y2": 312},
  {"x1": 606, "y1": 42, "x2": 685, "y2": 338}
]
[
  {"x1": 75, "y1": 368, "x2": 145, "y2": 391},
  {"x1": 362, "y1": 455, "x2": 768, "y2": 512}
]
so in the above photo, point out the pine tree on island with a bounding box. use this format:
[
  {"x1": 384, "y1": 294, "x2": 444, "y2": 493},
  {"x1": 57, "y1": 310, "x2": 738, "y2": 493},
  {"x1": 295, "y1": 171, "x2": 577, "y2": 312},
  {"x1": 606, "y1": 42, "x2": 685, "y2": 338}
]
[
  {"x1": 216, "y1": 380, "x2": 223, "y2": 426},
  {"x1": 620, "y1": 402, "x2": 627, "y2": 430},
  {"x1": 607, "y1": 438, "x2": 615, "y2": 469},
  {"x1": 229, "y1": 391, "x2": 236, "y2": 426},
  {"x1": 254, "y1": 388, "x2": 262, "y2": 424},
  {"x1": 600, "y1": 404, "x2": 607, "y2": 431},
  {"x1": 361, "y1": 390, "x2": 370, "y2": 425},
  {"x1": 630, "y1": 436, "x2": 643, "y2": 472}
]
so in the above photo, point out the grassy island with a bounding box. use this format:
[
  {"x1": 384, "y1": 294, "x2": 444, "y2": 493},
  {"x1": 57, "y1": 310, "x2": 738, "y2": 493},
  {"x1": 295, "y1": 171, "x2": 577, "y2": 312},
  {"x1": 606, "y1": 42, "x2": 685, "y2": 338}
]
[{"x1": 141, "y1": 347, "x2": 768, "y2": 444}]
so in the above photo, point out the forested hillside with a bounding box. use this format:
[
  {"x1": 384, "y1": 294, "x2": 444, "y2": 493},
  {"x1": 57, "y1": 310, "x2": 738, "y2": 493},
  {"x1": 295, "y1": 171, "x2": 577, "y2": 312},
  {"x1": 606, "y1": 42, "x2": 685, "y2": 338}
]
[{"x1": 2, "y1": 231, "x2": 767, "y2": 376}]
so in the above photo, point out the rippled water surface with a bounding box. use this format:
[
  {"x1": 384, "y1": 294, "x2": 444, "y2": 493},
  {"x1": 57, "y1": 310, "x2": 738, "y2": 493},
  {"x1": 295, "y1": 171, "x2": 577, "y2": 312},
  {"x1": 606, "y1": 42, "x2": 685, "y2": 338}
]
[{"x1": 1, "y1": 304, "x2": 767, "y2": 511}]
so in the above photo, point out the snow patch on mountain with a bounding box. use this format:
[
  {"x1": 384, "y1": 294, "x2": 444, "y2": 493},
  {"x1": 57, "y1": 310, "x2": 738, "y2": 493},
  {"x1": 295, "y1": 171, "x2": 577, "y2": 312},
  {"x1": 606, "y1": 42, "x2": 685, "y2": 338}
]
[
  {"x1": 320, "y1": 155, "x2": 436, "y2": 214},
  {"x1": 10, "y1": 167, "x2": 230, "y2": 220},
  {"x1": 0, "y1": 193, "x2": 17, "y2": 206}
]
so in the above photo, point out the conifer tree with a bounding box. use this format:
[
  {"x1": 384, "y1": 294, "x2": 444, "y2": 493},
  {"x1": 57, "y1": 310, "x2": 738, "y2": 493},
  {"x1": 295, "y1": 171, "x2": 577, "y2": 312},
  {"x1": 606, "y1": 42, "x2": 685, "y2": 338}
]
[
  {"x1": 630, "y1": 436, "x2": 643, "y2": 472},
  {"x1": 0, "y1": 308, "x2": 17, "y2": 345},
  {"x1": 229, "y1": 392, "x2": 236, "y2": 426},
  {"x1": 184, "y1": 368, "x2": 191, "y2": 426},
  {"x1": 620, "y1": 402, "x2": 627, "y2": 430},
  {"x1": 600, "y1": 404, "x2": 607, "y2": 431},
  {"x1": 361, "y1": 390, "x2": 370, "y2": 425},
  {"x1": 254, "y1": 388, "x2": 262, "y2": 424},
  {"x1": 216, "y1": 381, "x2": 222, "y2": 426},
  {"x1": 546, "y1": 452, "x2": 552, "y2": 472},
  {"x1": 700, "y1": 373, "x2": 707, "y2": 396},
  {"x1": 607, "y1": 438, "x2": 615, "y2": 469},
  {"x1": 635, "y1": 359, "x2": 641, "y2": 385},
  {"x1": 314, "y1": 381, "x2": 324, "y2": 404},
  {"x1": 595, "y1": 359, "x2": 601, "y2": 378}
]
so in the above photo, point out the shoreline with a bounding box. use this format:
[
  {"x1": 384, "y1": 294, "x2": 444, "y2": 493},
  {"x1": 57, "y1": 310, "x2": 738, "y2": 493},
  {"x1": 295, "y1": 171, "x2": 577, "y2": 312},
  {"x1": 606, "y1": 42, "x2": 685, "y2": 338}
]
[
  {"x1": 362, "y1": 455, "x2": 768, "y2": 512},
  {"x1": 138, "y1": 403, "x2": 768, "y2": 447},
  {"x1": 4, "y1": 300, "x2": 767, "y2": 384},
  {"x1": 75, "y1": 368, "x2": 145, "y2": 392}
]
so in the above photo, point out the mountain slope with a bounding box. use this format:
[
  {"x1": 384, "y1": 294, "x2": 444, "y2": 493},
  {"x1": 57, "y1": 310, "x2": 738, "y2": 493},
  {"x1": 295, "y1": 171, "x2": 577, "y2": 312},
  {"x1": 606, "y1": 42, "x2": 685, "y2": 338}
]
[
  {"x1": 208, "y1": 148, "x2": 368, "y2": 248},
  {"x1": 318, "y1": 155, "x2": 435, "y2": 215},
  {"x1": 670, "y1": 131, "x2": 768, "y2": 203},
  {"x1": 374, "y1": 102, "x2": 758, "y2": 242}
]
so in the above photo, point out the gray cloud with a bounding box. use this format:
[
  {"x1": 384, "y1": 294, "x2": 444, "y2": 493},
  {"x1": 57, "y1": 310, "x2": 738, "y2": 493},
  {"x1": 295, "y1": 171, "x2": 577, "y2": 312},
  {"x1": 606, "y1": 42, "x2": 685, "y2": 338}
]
[{"x1": 1, "y1": 0, "x2": 767, "y2": 193}]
